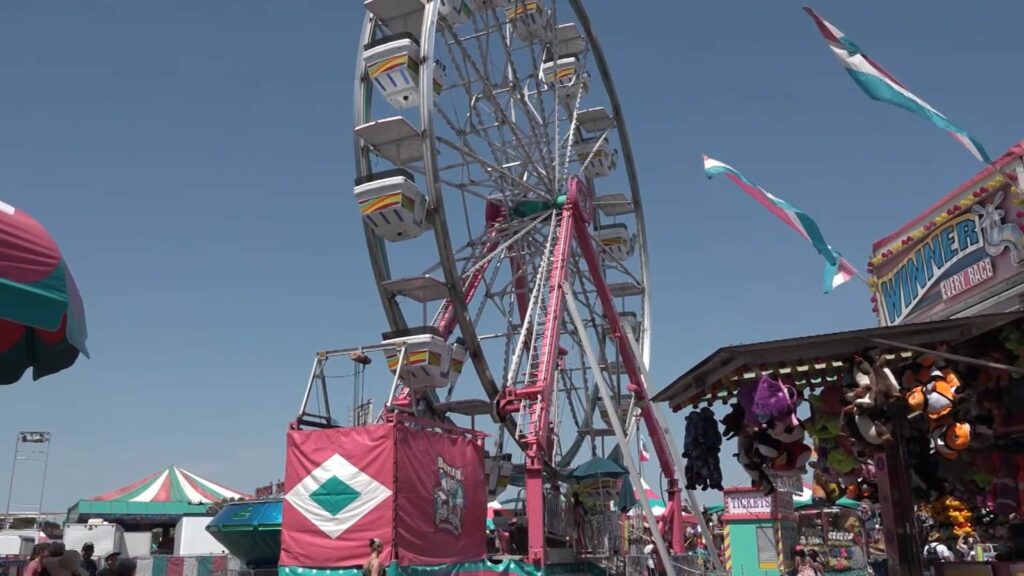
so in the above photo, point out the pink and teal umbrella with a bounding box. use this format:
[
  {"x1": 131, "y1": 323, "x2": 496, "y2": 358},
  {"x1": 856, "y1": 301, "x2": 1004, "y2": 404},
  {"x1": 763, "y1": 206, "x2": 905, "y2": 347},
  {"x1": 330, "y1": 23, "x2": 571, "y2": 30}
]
[{"x1": 0, "y1": 200, "x2": 88, "y2": 384}]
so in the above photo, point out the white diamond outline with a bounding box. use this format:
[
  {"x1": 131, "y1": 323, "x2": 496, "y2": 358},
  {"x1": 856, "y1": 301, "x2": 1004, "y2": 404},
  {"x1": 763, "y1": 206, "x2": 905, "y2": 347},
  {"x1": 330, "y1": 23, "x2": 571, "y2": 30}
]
[{"x1": 286, "y1": 453, "x2": 393, "y2": 539}]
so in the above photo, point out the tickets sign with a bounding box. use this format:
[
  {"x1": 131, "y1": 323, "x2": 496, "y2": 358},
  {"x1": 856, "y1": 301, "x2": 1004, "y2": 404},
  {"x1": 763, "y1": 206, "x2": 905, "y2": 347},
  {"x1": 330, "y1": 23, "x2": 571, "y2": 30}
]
[{"x1": 724, "y1": 489, "x2": 773, "y2": 520}]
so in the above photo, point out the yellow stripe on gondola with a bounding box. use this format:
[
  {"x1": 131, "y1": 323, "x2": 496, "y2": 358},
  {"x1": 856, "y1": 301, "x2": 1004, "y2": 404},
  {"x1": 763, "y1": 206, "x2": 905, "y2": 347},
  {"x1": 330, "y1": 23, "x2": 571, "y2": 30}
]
[
  {"x1": 506, "y1": 2, "x2": 539, "y2": 19},
  {"x1": 368, "y1": 54, "x2": 418, "y2": 79},
  {"x1": 544, "y1": 67, "x2": 577, "y2": 83},
  {"x1": 359, "y1": 192, "x2": 414, "y2": 216}
]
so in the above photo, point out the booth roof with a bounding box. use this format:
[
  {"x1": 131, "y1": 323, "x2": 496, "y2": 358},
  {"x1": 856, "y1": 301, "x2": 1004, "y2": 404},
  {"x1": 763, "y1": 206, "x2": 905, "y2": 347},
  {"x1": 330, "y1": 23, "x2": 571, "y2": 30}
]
[{"x1": 652, "y1": 312, "x2": 1024, "y2": 410}]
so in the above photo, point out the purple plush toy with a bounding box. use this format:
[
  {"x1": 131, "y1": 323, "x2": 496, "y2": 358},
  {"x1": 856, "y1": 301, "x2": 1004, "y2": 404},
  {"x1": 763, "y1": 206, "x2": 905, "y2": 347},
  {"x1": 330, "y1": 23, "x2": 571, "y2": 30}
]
[
  {"x1": 753, "y1": 374, "x2": 802, "y2": 439},
  {"x1": 737, "y1": 381, "x2": 761, "y2": 428},
  {"x1": 753, "y1": 374, "x2": 792, "y2": 422}
]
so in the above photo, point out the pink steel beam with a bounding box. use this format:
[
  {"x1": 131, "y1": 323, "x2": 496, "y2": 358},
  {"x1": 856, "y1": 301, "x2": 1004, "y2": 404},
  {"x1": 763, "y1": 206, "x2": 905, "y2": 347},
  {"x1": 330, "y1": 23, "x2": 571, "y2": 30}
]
[
  {"x1": 524, "y1": 205, "x2": 576, "y2": 565},
  {"x1": 392, "y1": 203, "x2": 506, "y2": 412},
  {"x1": 494, "y1": 196, "x2": 578, "y2": 566},
  {"x1": 567, "y1": 176, "x2": 684, "y2": 553},
  {"x1": 436, "y1": 200, "x2": 506, "y2": 339}
]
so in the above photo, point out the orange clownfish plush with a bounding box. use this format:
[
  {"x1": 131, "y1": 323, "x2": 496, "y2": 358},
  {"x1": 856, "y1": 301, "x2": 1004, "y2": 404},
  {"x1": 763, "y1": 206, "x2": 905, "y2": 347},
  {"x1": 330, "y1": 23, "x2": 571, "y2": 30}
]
[
  {"x1": 932, "y1": 422, "x2": 972, "y2": 460},
  {"x1": 907, "y1": 367, "x2": 960, "y2": 422}
]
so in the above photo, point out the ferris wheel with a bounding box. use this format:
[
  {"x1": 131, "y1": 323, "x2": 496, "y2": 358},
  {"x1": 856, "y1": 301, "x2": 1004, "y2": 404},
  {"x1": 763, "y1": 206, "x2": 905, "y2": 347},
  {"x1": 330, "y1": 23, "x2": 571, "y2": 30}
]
[{"x1": 348, "y1": 0, "x2": 675, "y2": 566}]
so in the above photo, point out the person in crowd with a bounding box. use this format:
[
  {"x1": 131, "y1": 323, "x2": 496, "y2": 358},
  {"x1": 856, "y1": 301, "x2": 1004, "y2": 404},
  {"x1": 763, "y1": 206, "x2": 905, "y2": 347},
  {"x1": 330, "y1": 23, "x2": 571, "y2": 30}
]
[
  {"x1": 957, "y1": 533, "x2": 980, "y2": 561},
  {"x1": 113, "y1": 558, "x2": 136, "y2": 576},
  {"x1": 363, "y1": 538, "x2": 383, "y2": 576},
  {"x1": 924, "y1": 532, "x2": 955, "y2": 564},
  {"x1": 996, "y1": 521, "x2": 1024, "y2": 561},
  {"x1": 96, "y1": 552, "x2": 120, "y2": 576},
  {"x1": 807, "y1": 549, "x2": 826, "y2": 575},
  {"x1": 792, "y1": 546, "x2": 817, "y2": 576},
  {"x1": 47, "y1": 542, "x2": 65, "y2": 558},
  {"x1": 24, "y1": 543, "x2": 50, "y2": 576},
  {"x1": 572, "y1": 493, "x2": 588, "y2": 552},
  {"x1": 42, "y1": 549, "x2": 86, "y2": 576},
  {"x1": 80, "y1": 543, "x2": 97, "y2": 576},
  {"x1": 643, "y1": 538, "x2": 656, "y2": 576}
]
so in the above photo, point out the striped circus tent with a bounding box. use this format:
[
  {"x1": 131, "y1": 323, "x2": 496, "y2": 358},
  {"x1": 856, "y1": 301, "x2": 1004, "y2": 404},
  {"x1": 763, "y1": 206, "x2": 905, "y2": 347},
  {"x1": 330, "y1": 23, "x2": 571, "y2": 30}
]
[
  {"x1": 68, "y1": 466, "x2": 249, "y2": 526},
  {"x1": 627, "y1": 478, "x2": 666, "y2": 516},
  {"x1": 640, "y1": 478, "x2": 666, "y2": 516}
]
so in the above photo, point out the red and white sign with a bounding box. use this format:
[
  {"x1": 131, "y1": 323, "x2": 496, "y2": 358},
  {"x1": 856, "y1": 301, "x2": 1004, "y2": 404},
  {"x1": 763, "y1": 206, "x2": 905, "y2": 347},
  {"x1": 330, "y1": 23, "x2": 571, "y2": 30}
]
[
  {"x1": 280, "y1": 423, "x2": 487, "y2": 570},
  {"x1": 394, "y1": 426, "x2": 487, "y2": 566},
  {"x1": 281, "y1": 425, "x2": 395, "y2": 569},
  {"x1": 940, "y1": 257, "x2": 994, "y2": 300}
]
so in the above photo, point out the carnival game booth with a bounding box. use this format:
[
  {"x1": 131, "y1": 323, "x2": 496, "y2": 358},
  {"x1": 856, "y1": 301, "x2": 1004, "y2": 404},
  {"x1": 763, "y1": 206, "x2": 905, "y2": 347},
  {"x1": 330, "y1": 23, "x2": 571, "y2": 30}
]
[
  {"x1": 793, "y1": 487, "x2": 871, "y2": 575},
  {"x1": 653, "y1": 312, "x2": 1024, "y2": 576},
  {"x1": 67, "y1": 466, "x2": 250, "y2": 553},
  {"x1": 718, "y1": 487, "x2": 797, "y2": 575}
]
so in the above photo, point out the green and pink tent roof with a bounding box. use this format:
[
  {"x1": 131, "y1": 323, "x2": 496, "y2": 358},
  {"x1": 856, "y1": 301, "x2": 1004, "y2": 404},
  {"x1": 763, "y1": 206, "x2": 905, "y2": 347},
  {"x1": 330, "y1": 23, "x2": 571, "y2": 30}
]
[{"x1": 68, "y1": 466, "x2": 249, "y2": 525}]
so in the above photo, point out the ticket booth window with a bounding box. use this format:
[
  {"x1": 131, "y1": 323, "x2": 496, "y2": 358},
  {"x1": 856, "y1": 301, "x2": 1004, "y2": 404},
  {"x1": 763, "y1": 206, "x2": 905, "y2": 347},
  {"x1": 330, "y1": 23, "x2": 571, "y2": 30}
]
[{"x1": 757, "y1": 526, "x2": 776, "y2": 565}]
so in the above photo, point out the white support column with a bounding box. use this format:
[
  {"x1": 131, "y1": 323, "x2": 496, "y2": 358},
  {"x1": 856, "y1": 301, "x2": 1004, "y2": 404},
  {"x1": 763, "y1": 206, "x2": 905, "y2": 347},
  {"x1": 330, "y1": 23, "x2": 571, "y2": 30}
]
[
  {"x1": 563, "y1": 283, "x2": 676, "y2": 576},
  {"x1": 624, "y1": 329, "x2": 725, "y2": 573}
]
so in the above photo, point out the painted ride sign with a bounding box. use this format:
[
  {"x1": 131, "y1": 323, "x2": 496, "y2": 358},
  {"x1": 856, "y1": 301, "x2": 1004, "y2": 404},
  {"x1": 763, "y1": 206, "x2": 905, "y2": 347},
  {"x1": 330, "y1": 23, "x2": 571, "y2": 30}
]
[{"x1": 870, "y1": 147, "x2": 1024, "y2": 325}]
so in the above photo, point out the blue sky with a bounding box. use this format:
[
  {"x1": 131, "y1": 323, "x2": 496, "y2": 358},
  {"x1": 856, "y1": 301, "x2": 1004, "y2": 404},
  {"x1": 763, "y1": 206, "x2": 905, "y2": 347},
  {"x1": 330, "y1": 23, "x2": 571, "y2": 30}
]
[{"x1": 1, "y1": 1, "x2": 1022, "y2": 512}]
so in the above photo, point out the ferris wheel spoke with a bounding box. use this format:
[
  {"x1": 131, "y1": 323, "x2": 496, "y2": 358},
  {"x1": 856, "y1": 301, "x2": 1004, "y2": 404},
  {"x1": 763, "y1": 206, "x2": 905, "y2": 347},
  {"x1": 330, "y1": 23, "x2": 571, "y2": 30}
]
[
  {"x1": 440, "y1": 25, "x2": 553, "y2": 191},
  {"x1": 435, "y1": 135, "x2": 550, "y2": 199}
]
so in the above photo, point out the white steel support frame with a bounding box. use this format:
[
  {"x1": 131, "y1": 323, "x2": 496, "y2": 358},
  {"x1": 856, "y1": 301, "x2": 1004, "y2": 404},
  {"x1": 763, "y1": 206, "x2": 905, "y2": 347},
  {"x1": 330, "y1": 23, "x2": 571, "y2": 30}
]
[
  {"x1": 564, "y1": 288, "x2": 676, "y2": 576},
  {"x1": 4, "y1": 431, "x2": 52, "y2": 530},
  {"x1": 623, "y1": 330, "x2": 725, "y2": 573}
]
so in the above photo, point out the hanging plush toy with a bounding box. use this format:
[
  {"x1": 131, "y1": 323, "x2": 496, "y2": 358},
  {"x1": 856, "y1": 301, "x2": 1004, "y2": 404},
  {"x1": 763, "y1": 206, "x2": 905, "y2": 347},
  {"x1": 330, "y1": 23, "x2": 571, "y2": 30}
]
[
  {"x1": 1001, "y1": 324, "x2": 1024, "y2": 369},
  {"x1": 720, "y1": 402, "x2": 746, "y2": 441},
  {"x1": 753, "y1": 374, "x2": 803, "y2": 442},
  {"x1": 904, "y1": 357, "x2": 973, "y2": 460},
  {"x1": 932, "y1": 422, "x2": 972, "y2": 460},
  {"x1": 933, "y1": 495, "x2": 975, "y2": 537},
  {"x1": 736, "y1": 435, "x2": 775, "y2": 495},
  {"x1": 683, "y1": 408, "x2": 724, "y2": 491},
  {"x1": 770, "y1": 442, "x2": 812, "y2": 475},
  {"x1": 805, "y1": 386, "x2": 844, "y2": 440},
  {"x1": 843, "y1": 356, "x2": 895, "y2": 448},
  {"x1": 906, "y1": 359, "x2": 960, "y2": 421},
  {"x1": 813, "y1": 471, "x2": 843, "y2": 504}
]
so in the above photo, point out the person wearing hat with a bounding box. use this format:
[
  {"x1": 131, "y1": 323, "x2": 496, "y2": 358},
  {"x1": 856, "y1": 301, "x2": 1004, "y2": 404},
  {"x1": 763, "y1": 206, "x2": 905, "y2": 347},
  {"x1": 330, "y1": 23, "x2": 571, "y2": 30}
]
[
  {"x1": 94, "y1": 549, "x2": 120, "y2": 573},
  {"x1": 112, "y1": 558, "x2": 136, "y2": 576},
  {"x1": 81, "y1": 543, "x2": 98, "y2": 576},
  {"x1": 42, "y1": 549, "x2": 87, "y2": 576},
  {"x1": 96, "y1": 552, "x2": 120, "y2": 576},
  {"x1": 47, "y1": 542, "x2": 66, "y2": 558}
]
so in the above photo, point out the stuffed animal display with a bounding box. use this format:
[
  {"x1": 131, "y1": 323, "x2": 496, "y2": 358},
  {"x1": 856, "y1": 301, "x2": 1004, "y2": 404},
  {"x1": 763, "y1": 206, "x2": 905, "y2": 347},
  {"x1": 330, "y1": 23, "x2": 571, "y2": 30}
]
[
  {"x1": 904, "y1": 355, "x2": 973, "y2": 461},
  {"x1": 682, "y1": 407, "x2": 724, "y2": 491},
  {"x1": 720, "y1": 374, "x2": 812, "y2": 495},
  {"x1": 932, "y1": 495, "x2": 975, "y2": 537}
]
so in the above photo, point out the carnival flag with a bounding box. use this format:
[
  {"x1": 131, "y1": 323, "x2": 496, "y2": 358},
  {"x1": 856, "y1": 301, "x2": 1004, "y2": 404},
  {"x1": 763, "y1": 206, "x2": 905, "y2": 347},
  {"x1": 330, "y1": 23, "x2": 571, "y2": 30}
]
[
  {"x1": 703, "y1": 155, "x2": 857, "y2": 293},
  {"x1": 640, "y1": 438, "x2": 650, "y2": 463},
  {"x1": 803, "y1": 7, "x2": 991, "y2": 164}
]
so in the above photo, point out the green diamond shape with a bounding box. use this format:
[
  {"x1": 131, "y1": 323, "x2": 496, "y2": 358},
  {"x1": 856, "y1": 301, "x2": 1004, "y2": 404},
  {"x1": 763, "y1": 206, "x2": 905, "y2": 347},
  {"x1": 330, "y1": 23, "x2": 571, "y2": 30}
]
[{"x1": 309, "y1": 476, "x2": 361, "y2": 516}]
